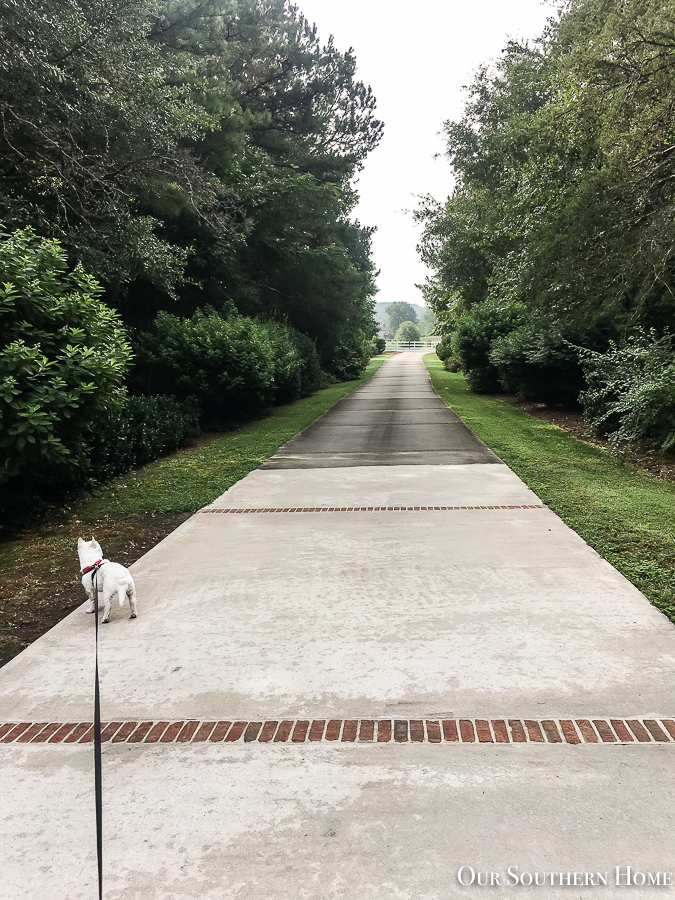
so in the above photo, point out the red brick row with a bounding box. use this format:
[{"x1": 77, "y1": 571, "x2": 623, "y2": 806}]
[
  {"x1": 199, "y1": 505, "x2": 546, "y2": 514},
  {"x1": 2, "y1": 718, "x2": 674, "y2": 745}
]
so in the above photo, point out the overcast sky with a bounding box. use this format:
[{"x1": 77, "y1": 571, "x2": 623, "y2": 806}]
[{"x1": 295, "y1": 0, "x2": 556, "y2": 307}]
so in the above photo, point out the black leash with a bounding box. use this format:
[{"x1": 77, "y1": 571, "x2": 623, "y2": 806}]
[{"x1": 92, "y1": 564, "x2": 103, "y2": 900}]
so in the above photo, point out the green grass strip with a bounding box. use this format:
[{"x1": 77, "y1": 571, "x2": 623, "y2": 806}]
[
  {"x1": 83, "y1": 355, "x2": 389, "y2": 519},
  {"x1": 424, "y1": 354, "x2": 675, "y2": 624}
]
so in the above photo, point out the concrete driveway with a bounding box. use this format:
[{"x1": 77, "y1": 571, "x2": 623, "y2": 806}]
[{"x1": 1, "y1": 350, "x2": 674, "y2": 899}]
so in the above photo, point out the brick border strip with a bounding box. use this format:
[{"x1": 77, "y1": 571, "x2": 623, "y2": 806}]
[
  {"x1": 199, "y1": 505, "x2": 546, "y2": 514},
  {"x1": 3, "y1": 718, "x2": 674, "y2": 745}
]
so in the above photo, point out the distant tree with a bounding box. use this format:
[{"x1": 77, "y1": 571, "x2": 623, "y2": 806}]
[
  {"x1": 386, "y1": 301, "x2": 418, "y2": 335},
  {"x1": 395, "y1": 321, "x2": 421, "y2": 342}
]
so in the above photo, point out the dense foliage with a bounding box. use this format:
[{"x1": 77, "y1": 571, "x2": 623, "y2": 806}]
[
  {"x1": 0, "y1": 0, "x2": 382, "y2": 505},
  {"x1": 0, "y1": 229, "x2": 131, "y2": 488},
  {"x1": 490, "y1": 319, "x2": 616, "y2": 403},
  {"x1": 87, "y1": 395, "x2": 200, "y2": 481},
  {"x1": 0, "y1": 0, "x2": 381, "y2": 363},
  {"x1": 451, "y1": 303, "x2": 524, "y2": 393},
  {"x1": 416, "y1": 0, "x2": 675, "y2": 440},
  {"x1": 579, "y1": 332, "x2": 675, "y2": 453},
  {"x1": 0, "y1": 0, "x2": 207, "y2": 293},
  {"x1": 132, "y1": 307, "x2": 321, "y2": 423}
]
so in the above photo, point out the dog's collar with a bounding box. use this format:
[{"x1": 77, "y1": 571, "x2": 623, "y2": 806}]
[{"x1": 82, "y1": 559, "x2": 103, "y2": 575}]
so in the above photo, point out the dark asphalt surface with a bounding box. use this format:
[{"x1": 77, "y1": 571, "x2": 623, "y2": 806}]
[{"x1": 263, "y1": 352, "x2": 502, "y2": 469}]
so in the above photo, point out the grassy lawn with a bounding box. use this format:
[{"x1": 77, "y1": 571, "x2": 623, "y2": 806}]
[{"x1": 424, "y1": 354, "x2": 675, "y2": 624}]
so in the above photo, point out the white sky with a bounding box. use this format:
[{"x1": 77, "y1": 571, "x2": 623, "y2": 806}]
[{"x1": 296, "y1": 0, "x2": 556, "y2": 306}]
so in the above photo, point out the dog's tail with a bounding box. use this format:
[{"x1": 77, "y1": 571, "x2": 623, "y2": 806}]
[{"x1": 117, "y1": 587, "x2": 127, "y2": 608}]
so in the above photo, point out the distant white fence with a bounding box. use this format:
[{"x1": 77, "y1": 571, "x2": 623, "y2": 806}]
[{"x1": 385, "y1": 340, "x2": 441, "y2": 350}]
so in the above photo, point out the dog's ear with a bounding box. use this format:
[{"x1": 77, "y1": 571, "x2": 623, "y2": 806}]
[{"x1": 78, "y1": 537, "x2": 84, "y2": 547}]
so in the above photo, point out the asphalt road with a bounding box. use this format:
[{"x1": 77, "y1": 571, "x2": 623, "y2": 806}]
[{"x1": 264, "y1": 351, "x2": 501, "y2": 468}]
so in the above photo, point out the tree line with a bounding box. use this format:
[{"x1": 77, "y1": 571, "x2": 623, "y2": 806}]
[
  {"x1": 417, "y1": 0, "x2": 675, "y2": 454},
  {"x1": 0, "y1": 0, "x2": 383, "y2": 508}
]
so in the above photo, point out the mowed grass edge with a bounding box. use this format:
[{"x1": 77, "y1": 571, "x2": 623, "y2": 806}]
[
  {"x1": 424, "y1": 354, "x2": 675, "y2": 625},
  {"x1": 83, "y1": 354, "x2": 390, "y2": 519}
]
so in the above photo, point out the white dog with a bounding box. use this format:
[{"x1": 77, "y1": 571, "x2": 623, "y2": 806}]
[{"x1": 78, "y1": 537, "x2": 137, "y2": 623}]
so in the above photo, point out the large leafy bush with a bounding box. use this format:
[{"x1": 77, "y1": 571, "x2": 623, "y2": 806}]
[
  {"x1": 324, "y1": 345, "x2": 363, "y2": 381},
  {"x1": 266, "y1": 323, "x2": 322, "y2": 404},
  {"x1": 434, "y1": 338, "x2": 454, "y2": 364},
  {"x1": 0, "y1": 228, "x2": 131, "y2": 488},
  {"x1": 323, "y1": 328, "x2": 371, "y2": 381},
  {"x1": 579, "y1": 332, "x2": 675, "y2": 453},
  {"x1": 133, "y1": 308, "x2": 321, "y2": 424},
  {"x1": 433, "y1": 336, "x2": 461, "y2": 371},
  {"x1": 489, "y1": 320, "x2": 614, "y2": 404},
  {"x1": 451, "y1": 304, "x2": 523, "y2": 393}
]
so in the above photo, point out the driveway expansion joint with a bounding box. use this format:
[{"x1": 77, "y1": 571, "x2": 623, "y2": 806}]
[{"x1": 3, "y1": 718, "x2": 674, "y2": 745}]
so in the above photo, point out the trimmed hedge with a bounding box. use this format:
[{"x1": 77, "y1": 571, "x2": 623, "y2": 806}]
[{"x1": 87, "y1": 395, "x2": 200, "y2": 481}]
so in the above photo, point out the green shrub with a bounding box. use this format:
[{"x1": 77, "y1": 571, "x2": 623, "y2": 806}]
[
  {"x1": 319, "y1": 370, "x2": 338, "y2": 388},
  {"x1": 321, "y1": 328, "x2": 370, "y2": 381},
  {"x1": 370, "y1": 337, "x2": 386, "y2": 355},
  {"x1": 266, "y1": 323, "x2": 321, "y2": 403},
  {"x1": 443, "y1": 356, "x2": 462, "y2": 372},
  {"x1": 490, "y1": 320, "x2": 616, "y2": 403},
  {"x1": 489, "y1": 324, "x2": 580, "y2": 403},
  {"x1": 435, "y1": 338, "x2": 454, "y2": 363},
  {"x1": 132, "y1": 308, "x2": 321, "y2": 425},
  {"x1": 579, "y1": 332, "x2": 675, "y2": 452},
  {"x1": 87, "y1": 395, "x2": 200, "y2": 481},
  {"x1": 395, "y1": 320, "x2": 421, "y2": 342},
  {"x1": 0, "y1": 228, "x2": 131, "y2": 490},
  {"x1": 323, "y1": 344, "x2": 364, "y2": 381},
  {"x1": 434, "y1": 338, "x2": 462, "y2": 371},
  {"x1": 451, "y1": 304, "x2": 523, "y2": 393}
]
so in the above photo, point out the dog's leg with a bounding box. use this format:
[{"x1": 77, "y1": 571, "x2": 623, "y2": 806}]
[
  {"x1": 127, "y1": 585, "x2": 138, "y2": 619},
  {"x1": 102, "y1": 592, "x2": 113, "y2": 624},
  {"x1": 85, "y1": 579, "x2": 97, "y2": 614}
]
